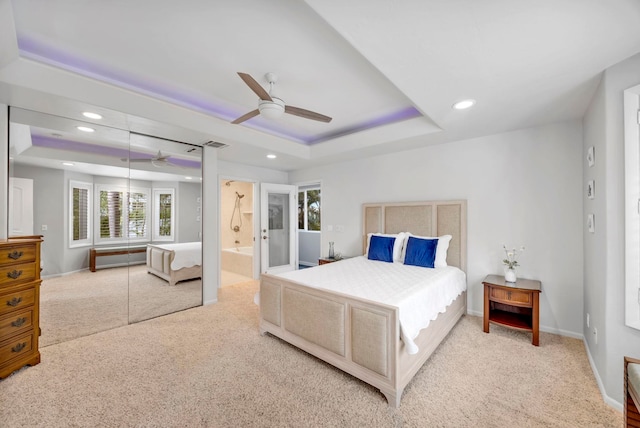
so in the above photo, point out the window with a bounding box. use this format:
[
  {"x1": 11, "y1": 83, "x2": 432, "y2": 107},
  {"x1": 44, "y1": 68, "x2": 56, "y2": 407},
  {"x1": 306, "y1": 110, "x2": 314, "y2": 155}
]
[
  {"x1": 624, "y1": 86, "x2": 640, "y2": 330},
  {"x1": 95, "y1": 184, "x2": 150, "y2": 244},
  {"x1": 69, "y1": 180, "x2": 92, "y2": 247},
  {"x1": 298, "y1": 187, "x2": 320, "y2": 231},
  {"x1": 153, "y1": 188, "x2": 175, "y2": 241}
]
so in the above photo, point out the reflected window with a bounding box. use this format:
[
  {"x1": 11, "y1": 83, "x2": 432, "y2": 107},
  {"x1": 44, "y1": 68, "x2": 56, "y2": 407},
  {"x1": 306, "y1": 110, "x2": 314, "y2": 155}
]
[
  {"x1": 96, "y1": 184, "x2": 150, "y2": 243},
  {"x1": 153, "y1": 188, "x2": 175, "y2": 241},
  {"x1": 69, "y1": 180, "x2": 92, "y2": 248},
  {"x1": 298, "y1": 187, "x2": 321, "y2": 231}
]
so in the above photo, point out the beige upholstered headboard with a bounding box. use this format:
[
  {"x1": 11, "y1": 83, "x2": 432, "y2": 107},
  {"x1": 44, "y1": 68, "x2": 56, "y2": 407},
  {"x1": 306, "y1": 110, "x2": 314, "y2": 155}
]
[{"x1": 362, "y1": 200, "x2": 467, "y2": 272}]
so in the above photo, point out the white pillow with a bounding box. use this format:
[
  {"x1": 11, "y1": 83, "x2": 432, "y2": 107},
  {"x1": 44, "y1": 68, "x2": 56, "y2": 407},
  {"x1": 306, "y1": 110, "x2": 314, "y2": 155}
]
[
  {"x1": 401, "y1": 233, "x2": 452, "y2": 268},
  {"x1": 365, "y1": 232, "x2": 407, "y2": 263}
]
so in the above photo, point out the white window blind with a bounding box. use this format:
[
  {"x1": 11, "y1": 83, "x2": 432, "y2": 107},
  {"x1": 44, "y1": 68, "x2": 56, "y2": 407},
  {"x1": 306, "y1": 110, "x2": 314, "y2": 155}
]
[{"x1": 69, "y1": 180, "x2": 92, "y2": 248}]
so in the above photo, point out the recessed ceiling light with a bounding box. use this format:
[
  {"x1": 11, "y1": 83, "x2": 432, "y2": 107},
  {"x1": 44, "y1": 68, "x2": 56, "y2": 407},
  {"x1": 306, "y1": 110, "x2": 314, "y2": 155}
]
[
  {"x1": 82, "y1": 112, "x2": 102, "y2": 120},
  {"x1": 62, "y1": 162, "x2": 75, "y2": 166},
  {"x1": 452, "y1": 99, "x2": 476, "y2": 110},
  {"x1": 185, "y1": 176, "x2": 193, "y2": 180},
  {"x1": 266, "y1": 154, "x2": 277, "y2": 159},
  {"x1": 77, "y1": 126, "x2": 95, "y2": 133}
]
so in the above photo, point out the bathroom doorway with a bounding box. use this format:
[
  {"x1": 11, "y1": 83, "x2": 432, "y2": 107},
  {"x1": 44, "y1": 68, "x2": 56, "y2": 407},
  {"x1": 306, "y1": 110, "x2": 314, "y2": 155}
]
[{"x1": 220, "y1": 179, "x2": 255, "y2": 286}]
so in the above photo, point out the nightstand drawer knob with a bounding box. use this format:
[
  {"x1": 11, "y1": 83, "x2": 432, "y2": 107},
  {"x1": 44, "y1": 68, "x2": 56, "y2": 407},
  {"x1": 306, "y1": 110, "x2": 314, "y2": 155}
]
[
  {"x1": 7, "y1": 297, "x2": 22, "y2": 307},
  {"x1": 7, "y1": 251, "x2": 23, "y2": 260},
  {"x1": 7, "y1": 270, "x2": 22, "y2": 280},
  {"x1": 11, "y1": 342, "x2": 27, "y2": 353},
  {"x1": 11, "y1": 317, "x2": 27, "y2": 328}
]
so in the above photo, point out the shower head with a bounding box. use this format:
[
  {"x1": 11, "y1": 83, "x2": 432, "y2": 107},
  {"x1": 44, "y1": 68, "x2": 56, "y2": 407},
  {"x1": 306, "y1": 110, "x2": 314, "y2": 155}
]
[{"x1": 236, "y1": 191, "x2": 245, "y2": 199}]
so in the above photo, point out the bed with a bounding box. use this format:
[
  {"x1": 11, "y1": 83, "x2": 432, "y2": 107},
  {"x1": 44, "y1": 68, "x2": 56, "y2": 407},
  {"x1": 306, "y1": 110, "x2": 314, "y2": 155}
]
[
  {"x1": 258, "y1": 200, "x2": 467, "y2": 407},
  {"x1": 146, "y1": 242, "x2": 202, "y2": 286}
]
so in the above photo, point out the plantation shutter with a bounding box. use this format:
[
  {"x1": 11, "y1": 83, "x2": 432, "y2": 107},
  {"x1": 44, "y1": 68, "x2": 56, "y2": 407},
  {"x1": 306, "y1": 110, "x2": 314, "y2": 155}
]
[
  {"x1": 128, "y1": 191, "x2": 148, "y2": 237},
  {"x1": 73, "y1": 187, "x2": 88, "y2": 241}
]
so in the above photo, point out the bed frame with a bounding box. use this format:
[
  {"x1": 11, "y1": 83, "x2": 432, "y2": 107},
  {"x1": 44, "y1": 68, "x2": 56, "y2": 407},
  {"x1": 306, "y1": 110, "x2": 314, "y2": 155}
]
[
  {"x1": 146, "y1": 244, "x2": 202, "y2": 286},
  {"x1": 259, "y1": 200, "x2": 467, "y2": 407}
]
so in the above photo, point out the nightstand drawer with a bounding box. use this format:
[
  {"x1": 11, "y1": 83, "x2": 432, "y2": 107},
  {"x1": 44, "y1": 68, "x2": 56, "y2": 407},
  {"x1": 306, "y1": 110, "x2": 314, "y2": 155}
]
[
  {"x1": 0, "y1": 287, "x2": 36, "y2": 316},
  {"x1": 490, "y1": 288, "x2": 532, "y2": 306},
  {"x1": 0, "y1": 263, "x2": 37, "y2": 288},
  {"x1": 0, "y1": 331, "x2": 34, "y2": 364},
  {"x1": 0, "y1": 308, "x2": 33, "y2": 338},
  {"x1": 0, "y1": 245, "x2": 36, "y2": 266}
]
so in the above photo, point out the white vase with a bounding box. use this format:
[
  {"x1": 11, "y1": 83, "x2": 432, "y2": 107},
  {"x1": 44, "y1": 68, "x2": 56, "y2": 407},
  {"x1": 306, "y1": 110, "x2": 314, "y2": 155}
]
[{"x1": 504, "y1": 267, "x2": 517, "y2": 283}]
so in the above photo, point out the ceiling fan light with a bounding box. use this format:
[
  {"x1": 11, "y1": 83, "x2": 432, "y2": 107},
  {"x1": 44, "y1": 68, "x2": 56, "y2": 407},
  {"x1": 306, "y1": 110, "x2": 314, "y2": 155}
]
[{"x1": 258, "y1": 98, "x2": 285, "y2": 120}]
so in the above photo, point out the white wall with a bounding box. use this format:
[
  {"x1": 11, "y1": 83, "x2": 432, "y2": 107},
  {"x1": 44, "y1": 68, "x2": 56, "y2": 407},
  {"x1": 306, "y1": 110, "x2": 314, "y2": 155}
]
[
  {"x1": 583, "y1": 52, "x2": 640, "y2": 407},
  {"x1": 290, "y1": 121, "x2": 585, "y2": 336}
]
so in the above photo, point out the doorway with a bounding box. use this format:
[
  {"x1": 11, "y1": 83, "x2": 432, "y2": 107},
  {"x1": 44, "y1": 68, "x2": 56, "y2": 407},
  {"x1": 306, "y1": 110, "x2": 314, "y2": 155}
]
[{"x1": 220, "y1": 179, "x2": 255, "y2": 286}]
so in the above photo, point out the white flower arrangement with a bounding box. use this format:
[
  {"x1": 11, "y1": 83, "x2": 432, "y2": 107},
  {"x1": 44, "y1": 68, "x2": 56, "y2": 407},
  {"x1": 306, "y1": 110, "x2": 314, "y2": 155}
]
[{"x1": 503, "y1": 245, "x2": 525, "y2": 270}]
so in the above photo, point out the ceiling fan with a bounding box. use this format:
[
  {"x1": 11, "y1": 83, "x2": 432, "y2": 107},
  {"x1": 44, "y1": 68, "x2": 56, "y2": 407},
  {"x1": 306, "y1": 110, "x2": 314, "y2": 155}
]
[
  {"x1": 122, "y1": 150, "x2": 174, "y2": 168},
  {"x1": 231, "y1": 72, "x2": 332, "y2": 125}
]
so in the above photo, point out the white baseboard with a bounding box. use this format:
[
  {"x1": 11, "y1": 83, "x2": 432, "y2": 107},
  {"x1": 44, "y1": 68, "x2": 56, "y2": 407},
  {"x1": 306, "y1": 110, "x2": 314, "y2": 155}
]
[
  {"x1": 203, "y1": 298, "x2": 218, "y2": 306},
  {"x1": 583, "y1": 338, "x2": 623, "y2": 412}
]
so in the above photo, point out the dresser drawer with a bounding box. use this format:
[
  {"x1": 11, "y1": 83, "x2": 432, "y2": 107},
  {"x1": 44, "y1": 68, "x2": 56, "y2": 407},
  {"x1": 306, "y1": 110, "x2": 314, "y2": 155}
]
[
  {"x1": 0, "y1": 262, "x2": 37, "y2": 288},
  {"x1": 0, "y1": 245, "x2": 36, "y2": 266},
  {"x1": 0, "y1": 308, "x2": 33, "y2": 339},
  {"x1": 0, "y1": 331, "x2": 34, "y2": 364},
  {"x1": 0, "y1": 287, "x2": 36, "y2": 316},
  {"x1": 490, "y1": 287, "x2": 532, "y2": 306}
]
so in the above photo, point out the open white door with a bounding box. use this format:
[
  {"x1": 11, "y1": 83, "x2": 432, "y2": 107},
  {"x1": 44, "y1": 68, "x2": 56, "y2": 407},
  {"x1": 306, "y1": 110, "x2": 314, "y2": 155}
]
[{"x1": 260, "y1": 183, "x2": 296, "y2": 274}]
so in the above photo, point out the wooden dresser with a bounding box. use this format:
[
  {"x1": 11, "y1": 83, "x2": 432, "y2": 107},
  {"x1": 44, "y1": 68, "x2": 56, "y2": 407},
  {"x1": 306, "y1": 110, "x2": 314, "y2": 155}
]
[{"x1": 0, "y1": 236, "x2": 43, "y2": 379}]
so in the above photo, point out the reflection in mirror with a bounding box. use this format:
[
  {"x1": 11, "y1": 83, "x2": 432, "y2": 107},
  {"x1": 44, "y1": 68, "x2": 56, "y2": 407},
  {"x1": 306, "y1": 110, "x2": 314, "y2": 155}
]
[
  {"x1": 126, "y1": 133, "x2": 203, "y2": 323},
  {"x1": 9, "y1": 107, "x2": 202, "y2": 346}
]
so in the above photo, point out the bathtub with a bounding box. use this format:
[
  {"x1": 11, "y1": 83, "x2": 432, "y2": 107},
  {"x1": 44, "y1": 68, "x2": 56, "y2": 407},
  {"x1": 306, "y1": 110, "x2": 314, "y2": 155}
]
[{"x1": 221, "y1": 246, "x2": 253, "y2": 278}]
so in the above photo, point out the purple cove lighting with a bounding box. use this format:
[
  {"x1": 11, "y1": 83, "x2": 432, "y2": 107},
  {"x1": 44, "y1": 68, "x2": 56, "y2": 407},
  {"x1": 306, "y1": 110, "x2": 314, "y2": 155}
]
[
  {"x1": 306, "y1": 106, "x2": 423, "y2": 145},
  {"x1": 18, "y1": 37, "x2": 422, "y2": 146},
  {"x1": 31, "y1": 135, "x2": 202, "y2": 169},
  {"x1": 17, "y1": 36, "x2": 310, "y2": 143}
]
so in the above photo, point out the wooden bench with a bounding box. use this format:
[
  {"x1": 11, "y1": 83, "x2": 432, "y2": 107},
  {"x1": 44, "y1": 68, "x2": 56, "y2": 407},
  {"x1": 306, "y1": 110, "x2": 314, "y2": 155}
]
[
  {"x1": 89, "y1": 245, "x2": 148, "y2": 272},
  {"x1": 626, "y1": 356, "x2": 640, "y2": 427}
]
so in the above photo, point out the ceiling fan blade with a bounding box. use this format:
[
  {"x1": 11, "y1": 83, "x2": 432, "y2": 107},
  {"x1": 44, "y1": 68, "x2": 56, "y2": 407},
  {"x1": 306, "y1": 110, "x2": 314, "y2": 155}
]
[
  {"x1": 231, "y1": 109, "x2": 260, "y2": 124},
  {"x1": 285, "y1": 105, "x2": 332, "y2": 123},
  {"x1": 128, "y1": 158, "x2": 153, "y2": 163},
  {"x1": 237, "y1": 72, "x2": 272, "y2": 101}
]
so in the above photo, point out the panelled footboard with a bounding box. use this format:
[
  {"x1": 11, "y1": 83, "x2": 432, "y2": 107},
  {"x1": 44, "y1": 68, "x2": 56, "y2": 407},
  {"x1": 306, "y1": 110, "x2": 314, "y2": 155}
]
[
  {"x1": 146, "y1": 246, "x2": 203, "y2": 286},
  {"x1": 260, "y1": 274, "x2": 467, "y2": 407},
  {"x1": 260, "y1": 273, "x2": 402, "y2": 405}
]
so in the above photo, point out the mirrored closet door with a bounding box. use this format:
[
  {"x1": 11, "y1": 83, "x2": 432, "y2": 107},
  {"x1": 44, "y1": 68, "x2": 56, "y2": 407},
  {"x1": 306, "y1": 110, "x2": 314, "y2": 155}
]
[{"x1": 8, "y1": 105, "x2": 203, "y2": 346}]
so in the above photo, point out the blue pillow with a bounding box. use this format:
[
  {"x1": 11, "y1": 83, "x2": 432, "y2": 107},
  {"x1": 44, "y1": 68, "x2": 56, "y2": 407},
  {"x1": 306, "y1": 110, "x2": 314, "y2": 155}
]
[
  {"x1": 367, "y1": 235, "x2": 395, "y2": 263},
  {"x1": 404, "y1": 236, "x2": 438, "y2": 268}
]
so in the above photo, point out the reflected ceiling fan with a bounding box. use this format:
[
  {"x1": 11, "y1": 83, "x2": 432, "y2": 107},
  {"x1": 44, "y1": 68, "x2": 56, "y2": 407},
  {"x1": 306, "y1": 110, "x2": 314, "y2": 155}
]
[
  {"x1": 122, "y1": 151, "x2": 175, "y2": 168},
  {"x1": 231, "y1": 72, "x2": 332, "y2": 124}
]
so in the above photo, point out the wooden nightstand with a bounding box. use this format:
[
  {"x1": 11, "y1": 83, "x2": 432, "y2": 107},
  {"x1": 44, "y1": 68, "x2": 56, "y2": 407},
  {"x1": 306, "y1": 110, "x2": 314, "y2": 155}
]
[
  {"x1": 318, "y1": 257, "x2": 340, "y2": 265},
  {"x1": 482, "y1": 274, "x2": 542, "y2": 346}
]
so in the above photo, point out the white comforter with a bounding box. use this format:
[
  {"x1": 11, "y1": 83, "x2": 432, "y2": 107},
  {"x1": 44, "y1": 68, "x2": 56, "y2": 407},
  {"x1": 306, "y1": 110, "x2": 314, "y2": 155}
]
[
  {"x1": 276, "y1": 256, "x2": 467, "y2": 355},
  {"x1": 149, "y1": 242, "x2": 201, "y2": 270}
]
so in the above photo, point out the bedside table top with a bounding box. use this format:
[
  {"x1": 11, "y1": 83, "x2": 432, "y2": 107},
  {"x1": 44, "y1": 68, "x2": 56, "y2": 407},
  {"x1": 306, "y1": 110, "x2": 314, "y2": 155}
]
[{"x1": 482, "y1": 274, "x2": 541, "y2": 291}]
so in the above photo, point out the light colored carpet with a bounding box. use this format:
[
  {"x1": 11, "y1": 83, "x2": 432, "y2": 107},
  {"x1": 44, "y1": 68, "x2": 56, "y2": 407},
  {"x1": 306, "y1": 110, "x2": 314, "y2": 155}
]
[
  {"x1": 40, "y1": 265, "x2": 202, "y2": 347},
  {"x1": 1, "y1": 280, "x2": 620, "y2": 427},
  {"x1": 221, "y1": 269, "x2": 253, "y2": 287}
]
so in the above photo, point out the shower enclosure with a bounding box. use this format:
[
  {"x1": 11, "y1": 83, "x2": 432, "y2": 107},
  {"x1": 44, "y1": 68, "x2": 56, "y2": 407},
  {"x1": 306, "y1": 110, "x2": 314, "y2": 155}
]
[{"x1": 220, "y1": 180, "x2": 254, "y2": 285}]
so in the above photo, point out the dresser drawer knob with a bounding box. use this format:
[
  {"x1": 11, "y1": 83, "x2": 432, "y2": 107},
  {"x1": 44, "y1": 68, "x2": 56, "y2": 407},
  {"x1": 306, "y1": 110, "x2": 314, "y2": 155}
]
[
  {"x1": 11, "y1": 317, "x2": 27, "y2": 327},
  {"x1": 7, "y1": 250, "x2": 23, "y2": 260},
  {"x1": 7, "y1": 270, "x2": 23, "y2": 280},
  {"x1": 6, "y1": 297, "x2": 22, "y2": 307},
  {"x1": 11, "y1": 342, "x2": 27, "y2": 353}
]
